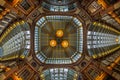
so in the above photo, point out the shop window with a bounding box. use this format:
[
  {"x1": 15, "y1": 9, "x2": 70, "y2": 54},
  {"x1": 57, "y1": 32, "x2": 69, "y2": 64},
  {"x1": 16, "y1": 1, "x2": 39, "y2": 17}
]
[
  {"x1": 88, "y1": 1, "x2": 101, "y2": 13},
  {"x1": 20, "y1": 0, "x2": 30, "y2": 10}
]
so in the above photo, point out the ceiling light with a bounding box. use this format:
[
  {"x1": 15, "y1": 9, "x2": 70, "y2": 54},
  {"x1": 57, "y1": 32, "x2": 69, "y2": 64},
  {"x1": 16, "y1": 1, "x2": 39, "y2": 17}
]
[
  {"x1": 115, "y1": 38, "x2": 119, "y2": 42},
  {"x1": 61, "y1": 40, "x2": 69, "y2": 48},
  {"x1": 50, "y1": 39, "x2": 57, "y2": 47},
  {"x1": 56, "y1": 30, "x2": 64, "y2": 38}
]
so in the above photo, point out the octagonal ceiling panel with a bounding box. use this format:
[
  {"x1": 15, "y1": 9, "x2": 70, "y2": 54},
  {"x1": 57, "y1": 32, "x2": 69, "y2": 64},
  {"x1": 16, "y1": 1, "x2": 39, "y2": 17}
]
[{"x1": 35, "y1": 15, "x2": 83, "y2": 64}]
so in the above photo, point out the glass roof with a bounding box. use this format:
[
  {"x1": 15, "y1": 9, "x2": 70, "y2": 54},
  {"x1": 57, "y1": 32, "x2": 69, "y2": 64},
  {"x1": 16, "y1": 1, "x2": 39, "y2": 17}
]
[
  {"x1": 0, "y1": 21, "x2": 30, "y2": 61},
  {"x1": 45, "y1": 0, "x2": 75, "y2": 5},
  {"x1": 87, "y1": 22, "x2": 120, "y2": 58},
  {"x1": 41, "y1": 68, "x2": 79, "y2": 80},
  {"x1": 42, "y1": 1, "x2": 77, "y2": 12},
  {"x1": 35, "y1": 15, "x2": 83, "y2": 64}
]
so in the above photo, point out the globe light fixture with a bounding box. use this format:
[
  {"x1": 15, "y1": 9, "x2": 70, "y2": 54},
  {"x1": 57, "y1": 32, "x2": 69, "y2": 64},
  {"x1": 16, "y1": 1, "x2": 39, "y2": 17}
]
[
  {"x1": 56, "y1": 30, "x2": 64, "y2": 38},
  {"x1": 61, "y1": 40, "x2": 69, "y2": 48},
  {"x1": 50, "y1": 39, "x2": 57, "y2": 47},
  {"x1": 115, "y1": 38, "x2": 119, "y2": 42}
]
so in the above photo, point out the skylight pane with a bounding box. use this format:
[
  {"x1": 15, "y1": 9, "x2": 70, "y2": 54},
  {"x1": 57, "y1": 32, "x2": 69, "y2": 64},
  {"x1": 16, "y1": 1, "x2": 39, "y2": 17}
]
[{"x1": 42, "y1": 68, "x2": 78, "y2": 80}]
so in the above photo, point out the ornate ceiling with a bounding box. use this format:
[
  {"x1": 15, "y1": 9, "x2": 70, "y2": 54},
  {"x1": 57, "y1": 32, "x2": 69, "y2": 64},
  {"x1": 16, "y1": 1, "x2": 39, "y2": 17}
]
[
  {"x1": 0, "y1": 0, "x2": 120, "y2": 80},
  {"x1": 35, "y1": 16, "x2": 83, "y2": 64}
]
